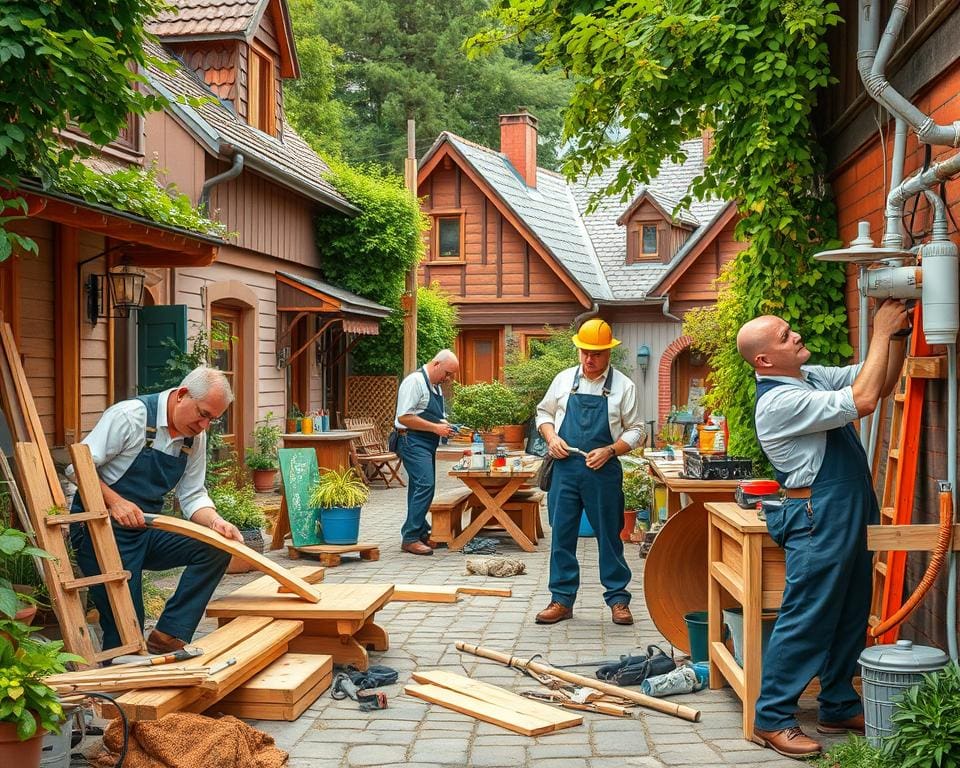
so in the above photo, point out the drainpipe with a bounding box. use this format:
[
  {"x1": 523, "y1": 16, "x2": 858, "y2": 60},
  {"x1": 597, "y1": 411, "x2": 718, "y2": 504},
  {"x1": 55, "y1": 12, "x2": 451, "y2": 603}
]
[
  {"x1": 858, "y1": 0, "x2": 960, "y2": 148},
  {"x1": 200, "y1": 147, "x2": 244, "y2": 213},
  {"x1": 573, "y1": 302, "x2": 599, "y2": 329},
  {"x1": 660, "y1": 296, "x2": 682, "y2": 323}
]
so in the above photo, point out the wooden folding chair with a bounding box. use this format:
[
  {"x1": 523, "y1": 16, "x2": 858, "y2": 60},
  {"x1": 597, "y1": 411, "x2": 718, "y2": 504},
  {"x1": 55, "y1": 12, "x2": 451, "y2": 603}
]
[{"x1": 345, "y1": 418, "x2": 405, "y2": 488}]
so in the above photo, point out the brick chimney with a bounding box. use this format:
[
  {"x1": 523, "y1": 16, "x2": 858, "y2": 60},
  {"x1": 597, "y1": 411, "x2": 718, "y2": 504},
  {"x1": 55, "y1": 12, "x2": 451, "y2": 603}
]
[{"x1": 499, "y1": 109, "x2": 538, "y2": 188}]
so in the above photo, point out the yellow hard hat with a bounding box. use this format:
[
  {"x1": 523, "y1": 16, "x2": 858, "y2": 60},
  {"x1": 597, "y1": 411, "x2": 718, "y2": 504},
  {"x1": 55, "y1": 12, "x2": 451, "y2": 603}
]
[{"x1": 572, "y1": 318, "x2": 620, "y2": 351}]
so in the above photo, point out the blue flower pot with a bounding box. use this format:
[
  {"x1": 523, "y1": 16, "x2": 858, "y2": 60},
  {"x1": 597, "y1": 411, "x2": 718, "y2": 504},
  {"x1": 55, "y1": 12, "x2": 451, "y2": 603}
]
[{"x1": 319, "y1": 506, "x2": 361, "y2": 544}]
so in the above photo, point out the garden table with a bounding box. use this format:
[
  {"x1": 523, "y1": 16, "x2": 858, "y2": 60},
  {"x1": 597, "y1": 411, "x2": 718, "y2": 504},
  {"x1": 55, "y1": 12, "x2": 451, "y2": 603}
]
[{"x1": 447, "y1": 467, "x2": 539, "y2": 552}]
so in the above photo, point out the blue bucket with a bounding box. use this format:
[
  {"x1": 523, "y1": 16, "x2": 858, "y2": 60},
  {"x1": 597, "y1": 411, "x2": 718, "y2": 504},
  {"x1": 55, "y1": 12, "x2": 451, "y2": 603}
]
[
  {"x1": 319, "y1": 506, "x2": 361, "y2": 544},
  {"x1": 578, "y1": 510, "x2": 595, "y2": 537}
]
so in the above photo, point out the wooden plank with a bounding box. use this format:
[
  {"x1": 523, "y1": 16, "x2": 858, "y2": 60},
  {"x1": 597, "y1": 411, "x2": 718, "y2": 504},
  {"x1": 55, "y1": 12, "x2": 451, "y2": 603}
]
[
  {"x1": 68, "y1": 444, "x2": 147, "y2": 655},
  {"x1": 142, "y1": 513, "x2": 322, "y2": 603},
  {"x1": 458, "y1": 587, "x2": 512, "y2": 597},
  {"x1": 868, "y1": 523, "x2": 960, "y2": 551},
  {"x1": 904, "y1": 355, "x2": 944, "y2": 378},
  {"x1": 390, "y1": 585, "x2": 460, "y2": 603},
  {"x1": 411, "y1": 671, "x2": 581, "y2": 729},
  {"x1": 404, "y1": 683, "x2": 580, "y2": 736},
  {"x1": 219, "y1": 652, "x2": 332, "y2": 704},
  {"x1": 276, "y1": 565, "x2": 325, "y2": 593},
  {"x1": 207, "y1": 578, "x2": 392, "y2": 621},
  {"x1": 212, "y1": 671, "x2": 332, "y2": 721}
]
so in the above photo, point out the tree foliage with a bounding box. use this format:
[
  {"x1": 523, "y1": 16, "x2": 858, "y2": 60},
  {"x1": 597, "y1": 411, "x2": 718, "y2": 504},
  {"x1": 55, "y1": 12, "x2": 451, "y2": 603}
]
[
  {"x1": 472, "y1": 0, "x2": 851, "y2": 465},
  {"x1": 315, "y1": 161, "x2": 457, "y2": 375},
  {"x1": 288, "y1": 0, "x2": 571, "y2": 170}
]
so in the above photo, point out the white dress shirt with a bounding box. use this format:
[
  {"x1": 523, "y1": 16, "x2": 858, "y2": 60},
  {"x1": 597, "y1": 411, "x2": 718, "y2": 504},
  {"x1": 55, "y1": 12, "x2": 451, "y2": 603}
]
[
  {"x1": 755, "y1": 363, "x2": 862, "y2": 488},
  {"x1": 394, "y1": 366, "x2": 444, "y2": 428},
  {"x1": 535, "y1": 365, "x2": 645, "y2": 448},
  {"x1": 65, "y1": 389, "x2": 213, "y2": 518}
]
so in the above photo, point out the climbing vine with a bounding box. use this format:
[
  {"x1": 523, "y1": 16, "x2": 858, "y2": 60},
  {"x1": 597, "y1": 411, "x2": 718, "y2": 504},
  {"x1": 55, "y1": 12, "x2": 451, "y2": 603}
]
[{"x1": 469, "y1": 0, "x2": 852, "y2": 465}]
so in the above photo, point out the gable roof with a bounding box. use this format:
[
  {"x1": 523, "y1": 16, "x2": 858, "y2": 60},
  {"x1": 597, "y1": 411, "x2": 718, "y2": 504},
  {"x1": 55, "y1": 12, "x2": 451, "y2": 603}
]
[
  {"x1": 144, "y1": 40, "x2": 356, "y2": 216},
  {"x1": 615, "y1": 188, "x2": 699, "y2": 228},
  {"x1": 148, "y1": 0, "x2": 299, "y2": 78},
  {"x1": 421, "y1": 133, "x2": 613, "y2": 302},
  {"x1": 571, "y1": 138, "x2": 728, "y2": 300}
]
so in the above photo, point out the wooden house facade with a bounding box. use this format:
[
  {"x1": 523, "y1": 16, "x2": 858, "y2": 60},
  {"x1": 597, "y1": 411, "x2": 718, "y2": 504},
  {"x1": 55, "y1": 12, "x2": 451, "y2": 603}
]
[
  {"x1": 418, "y1": 114, "x2": 744, "y2": 432},
  {"x1": 819, "y1": 0, "x2": 960, "y2": 647}
]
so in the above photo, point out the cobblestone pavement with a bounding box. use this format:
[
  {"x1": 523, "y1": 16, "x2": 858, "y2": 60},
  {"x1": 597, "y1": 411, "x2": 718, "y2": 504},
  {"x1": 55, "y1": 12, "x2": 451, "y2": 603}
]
[{"x1": 190, "y1": 460, "x2": 848, "y2": 767}]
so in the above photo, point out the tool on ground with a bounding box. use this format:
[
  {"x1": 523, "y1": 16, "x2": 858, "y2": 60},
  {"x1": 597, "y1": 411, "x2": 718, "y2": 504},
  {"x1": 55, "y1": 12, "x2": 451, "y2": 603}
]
[
  {"x1": 208, "y1": 657, "x2": 237, "y2": 675},
  {"x1": 331, "y1": 664, "x2": 397, "y2": 711},
  {"x1": 595, "y1": 645, "x2": 677, "y2": 686},
  {"x1": 456, "y1": 641, "x2": 701, "y2": 722},
  {"x1": 461, "y1": 536, "x2": 498, "y2": 555},
  {"x1": 520, "y1": 690, "x2": 633, "y2": 717},
  {"x1": 111, "y1": 646, "x2": 204, "y2": 667}
]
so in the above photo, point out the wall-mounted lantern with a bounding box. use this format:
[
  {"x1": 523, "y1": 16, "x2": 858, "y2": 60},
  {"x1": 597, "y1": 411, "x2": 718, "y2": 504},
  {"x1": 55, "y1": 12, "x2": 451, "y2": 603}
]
[
  {"x1": 85, "y1": 262, "x2": 146, "y2": 325},
  {"x1": 636, "y1": 344, "x2": 651, "y2": 380}
]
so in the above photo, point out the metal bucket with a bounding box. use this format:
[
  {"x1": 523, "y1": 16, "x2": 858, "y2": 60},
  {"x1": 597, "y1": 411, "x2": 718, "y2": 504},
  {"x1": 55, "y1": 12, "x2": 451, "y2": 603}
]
[
  {"x1": 40, "y1": 705, "x2": 80, "y2": 768},
  {"x1": 858, "y1": 639, "x2": 949, "y2": 747}
]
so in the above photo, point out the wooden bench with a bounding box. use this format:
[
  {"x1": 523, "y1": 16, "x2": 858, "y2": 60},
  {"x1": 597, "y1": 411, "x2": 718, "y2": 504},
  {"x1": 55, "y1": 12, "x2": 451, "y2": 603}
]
[
  {"x1": 428, "y1": 489, "x2": 475, "y2": 545},
  {"x1": 472, "y1": 489, "x2": 544, "y2": 544}
]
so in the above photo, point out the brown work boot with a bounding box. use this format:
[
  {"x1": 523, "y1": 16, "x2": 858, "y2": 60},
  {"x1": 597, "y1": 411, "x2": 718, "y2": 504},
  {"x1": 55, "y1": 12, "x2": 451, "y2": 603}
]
[
  {"x1": 146, "y1": 629, "x2": 187, "y2": 655},
  {"x1": 610, "y1": 603, "x2": 634, "y2": 625},
  {"x1": 535, "y1": 601, "x2": 573, "y2": 624},
  {"x1": 817, "y1": 713, "x2": 865, "y2": 735},
  {"x1": 420, "y1": 536, "x2": 439, "y2": 549},
  {"x1": 752, "y1": 726, "x2": 822, "y2": 758},
  {"x1": 401, "y1": 540, "x2": 434, "y2": 556}
]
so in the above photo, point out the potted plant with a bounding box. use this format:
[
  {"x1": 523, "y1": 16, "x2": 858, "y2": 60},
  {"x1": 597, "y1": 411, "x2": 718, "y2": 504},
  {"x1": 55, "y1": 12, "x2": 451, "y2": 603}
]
[
  {"x1": 450, "y1": 381, "x2": 524, "y2": 453},
  {"x1": 308, "y1": 466, "x2": 369, "y2": 545},
  {"x1": 209, "y1": 477, "x2": 267, "y2": 573},
  {"x1": 0, "y1": 526, "x2": 53, "y2": 626},
  {"x1": 245, "y1": 412, "x2": 282, "y2": 492},
  {"x1": 622, "y1": 465, "x2": 654, "y2": 542},
  {"x1": 285, "y1": 404, "x2": 303, "y2": 434}
]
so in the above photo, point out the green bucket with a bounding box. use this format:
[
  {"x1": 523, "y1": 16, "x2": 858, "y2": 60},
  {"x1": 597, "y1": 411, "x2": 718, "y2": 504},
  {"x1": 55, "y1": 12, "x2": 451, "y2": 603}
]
[{"x1": 684, "y1": 610, "x2": 709, "y2": 663}]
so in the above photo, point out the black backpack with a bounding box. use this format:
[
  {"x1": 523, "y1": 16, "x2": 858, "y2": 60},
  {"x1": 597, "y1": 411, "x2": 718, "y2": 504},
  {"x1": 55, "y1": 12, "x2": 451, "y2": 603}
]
[{"x1": 595, "y1": 645, "x2": 676, "y2": 686}]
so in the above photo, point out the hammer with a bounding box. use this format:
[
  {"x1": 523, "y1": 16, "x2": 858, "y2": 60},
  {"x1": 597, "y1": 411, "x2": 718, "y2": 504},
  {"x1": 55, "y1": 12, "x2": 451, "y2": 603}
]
[{"x1": 111, "y1": 646, "x2": 204, "y2": 667}]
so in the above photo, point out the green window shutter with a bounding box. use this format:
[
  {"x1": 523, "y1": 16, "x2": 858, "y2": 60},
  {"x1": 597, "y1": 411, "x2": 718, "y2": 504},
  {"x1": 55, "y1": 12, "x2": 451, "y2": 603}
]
[{"x1": 137, "y1": 305, "x2": 187, "y2": 394}]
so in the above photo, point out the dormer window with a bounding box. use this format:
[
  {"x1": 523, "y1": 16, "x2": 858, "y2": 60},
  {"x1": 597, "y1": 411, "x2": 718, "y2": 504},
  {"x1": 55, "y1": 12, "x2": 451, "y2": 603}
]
[
  {"x1": 641, "y1": 224, "x2": 658, "y2": 255},
  {"x1": 248, "y1": 42, "x2": 276, "y2": 135}
]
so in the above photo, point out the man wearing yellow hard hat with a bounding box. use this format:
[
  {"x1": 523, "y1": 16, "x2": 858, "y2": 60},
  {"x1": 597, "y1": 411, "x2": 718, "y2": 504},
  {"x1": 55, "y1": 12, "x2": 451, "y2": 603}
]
[{"x1": 534, "y1": 318, "x2": 645, "y2": 626}]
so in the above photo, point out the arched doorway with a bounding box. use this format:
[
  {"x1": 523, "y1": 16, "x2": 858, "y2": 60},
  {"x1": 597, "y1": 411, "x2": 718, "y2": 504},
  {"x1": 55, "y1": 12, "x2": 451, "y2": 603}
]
[{"x1": 657, "y1": 335, "x2": 713, "y2": 430}]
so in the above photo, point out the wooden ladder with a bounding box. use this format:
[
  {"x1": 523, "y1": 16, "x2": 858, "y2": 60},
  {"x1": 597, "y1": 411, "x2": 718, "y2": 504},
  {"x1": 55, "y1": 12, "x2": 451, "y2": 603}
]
[{"x1": 868, "y1": 304, "x2": 944, "y2": 644}]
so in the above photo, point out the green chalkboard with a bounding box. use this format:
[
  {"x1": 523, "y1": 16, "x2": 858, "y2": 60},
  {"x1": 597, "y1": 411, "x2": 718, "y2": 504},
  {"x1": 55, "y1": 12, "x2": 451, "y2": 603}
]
[{"x1": 279, "y1": 448, "x2": 323, "y2": 546}]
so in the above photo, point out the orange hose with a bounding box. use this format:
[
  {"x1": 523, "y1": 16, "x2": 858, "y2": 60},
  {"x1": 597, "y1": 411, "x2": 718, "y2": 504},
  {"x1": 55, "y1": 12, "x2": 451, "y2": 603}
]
[{"x1": 871, "y1": 485, "x2": 954, "y2": 638}]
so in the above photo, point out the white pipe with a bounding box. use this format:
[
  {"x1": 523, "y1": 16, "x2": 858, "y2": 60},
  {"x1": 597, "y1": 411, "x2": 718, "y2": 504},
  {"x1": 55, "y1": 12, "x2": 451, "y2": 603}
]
[
  {"x1": 859, "y1": 268, "x2": 872, "y2": 451},
  {"x1": 947, "y1": 343, "x2": 958, "y2": 661}
]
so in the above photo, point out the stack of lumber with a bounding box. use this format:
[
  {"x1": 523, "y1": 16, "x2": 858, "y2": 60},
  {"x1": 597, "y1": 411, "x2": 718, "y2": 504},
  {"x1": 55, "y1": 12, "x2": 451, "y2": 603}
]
[
  {"x1": 47, "y1": 666, "x2": 210, "y2": 695},
  {"x1": 405, "y1": 670, "x2": 582, "y2": 736},
  {"x1": 117, "y1": 616, "x2": 303, "y2": 720},
  {"x1": 214, "y1": 652, "x2": 333, "y2": 721}
]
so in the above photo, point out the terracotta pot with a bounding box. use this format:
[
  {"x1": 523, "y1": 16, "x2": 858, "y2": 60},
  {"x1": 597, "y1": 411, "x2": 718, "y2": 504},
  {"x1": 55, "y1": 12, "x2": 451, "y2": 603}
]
[
  {"x1": 225, "y1": 529, "x2": 264, "y2": 573},
  {"x1": 0, "y1": 720, "x2": 43, "y2": 768},
  {"x1": 13, "y1": 603, "x2": 37, "y2": 626},
  {"x1": 620, "y1": 509, "x2": 637, "y2": 542},
  {"x1": 500, "y1": 424, "x2": 525, "y2": 450},
  {"x1": 285, "y1": 418, "x2": 299, "y2": 433},
  {"x1": 252, "y1": 468, "x2": 278, "y2": 492},
  {"x1": 481, "y1": 429, "x2": 503, "y2": 455}
]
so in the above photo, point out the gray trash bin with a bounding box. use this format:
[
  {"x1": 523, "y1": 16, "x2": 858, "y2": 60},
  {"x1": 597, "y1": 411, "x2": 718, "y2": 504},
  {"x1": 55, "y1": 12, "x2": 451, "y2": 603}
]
[{"x1": 859, "y1": 639, "x2": 950, "y2": 747}]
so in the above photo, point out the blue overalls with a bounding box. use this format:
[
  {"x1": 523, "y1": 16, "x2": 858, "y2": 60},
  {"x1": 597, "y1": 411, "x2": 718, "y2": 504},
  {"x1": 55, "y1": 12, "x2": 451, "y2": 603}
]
[
  {"x1": 70, "y1": 393, "x2": 231, "y2": 651},
  {"x1": 546, "y1": 367, "x2": 631, "y2": 608},
  {"x1": 753, "y1": 376, "x2": 876, "y2": 731},
  {"x1": 398, "y1": 368, "x2": 445, "y2": 544}
]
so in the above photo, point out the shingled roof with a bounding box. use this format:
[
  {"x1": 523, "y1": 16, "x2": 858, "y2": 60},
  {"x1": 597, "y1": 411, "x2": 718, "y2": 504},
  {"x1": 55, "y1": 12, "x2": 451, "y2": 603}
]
[
  {"x1": 144, "y1": 40, "x2": 355, "y2": 216},
  {"x1": 571, "y1": 138, "x2": 728, "y2": 300},
  {"x1": 149, "y1": 0, "x2": 265, "y2": 39},
  {"x1": 426, "y1": 133, "x2": 614, "y2": 302}
]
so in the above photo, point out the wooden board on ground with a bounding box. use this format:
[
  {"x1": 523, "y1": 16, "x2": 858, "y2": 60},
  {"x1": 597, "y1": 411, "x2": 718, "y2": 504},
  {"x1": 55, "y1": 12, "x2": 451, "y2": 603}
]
[
  {"x1": 390, "y1": 585, "x2": 513, "y2": 602},
  {"x1": 212, "y1": 652, "x2": 333, "y2": 721},
  {"x1": 287, "y1": 543, "x2": 380, "y2": 567},
  {"x1": 406, "y1": 672, "x2": 582, "y2": 736},
  {"x1": 142, "y1": 513, "x2": 322, "y2": 603},
  {"x1": 117, "y1": 617, "x2": 303, "y2": 720}
]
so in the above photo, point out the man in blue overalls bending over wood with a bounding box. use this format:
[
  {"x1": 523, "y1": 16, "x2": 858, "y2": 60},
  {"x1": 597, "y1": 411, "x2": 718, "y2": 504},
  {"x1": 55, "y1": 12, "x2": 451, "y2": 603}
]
[
  {"x1": 535, "y1": 318, "x2": 645, "y2": 626},
  {"x1": 67, "y1": 366, "x2": 243, "y2": 655},
  {"x1": 737, "y1": 299, "x2": 908, "y2": 758}
]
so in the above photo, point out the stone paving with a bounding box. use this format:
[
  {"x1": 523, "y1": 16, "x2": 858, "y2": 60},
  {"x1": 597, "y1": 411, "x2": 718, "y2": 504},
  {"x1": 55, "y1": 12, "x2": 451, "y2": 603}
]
[{"x1": 191, "y1": 460, "x2": 850, "y2": 767}]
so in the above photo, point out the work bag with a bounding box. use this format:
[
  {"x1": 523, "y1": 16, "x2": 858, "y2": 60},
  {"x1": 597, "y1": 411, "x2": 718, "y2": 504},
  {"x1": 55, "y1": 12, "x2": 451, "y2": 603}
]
[
  {"x1": 536, "y1": 456, "x2": 554, "y2": 491},
  {"x1": 595, "y1": 645, "x2": 676, "y2": 686}
]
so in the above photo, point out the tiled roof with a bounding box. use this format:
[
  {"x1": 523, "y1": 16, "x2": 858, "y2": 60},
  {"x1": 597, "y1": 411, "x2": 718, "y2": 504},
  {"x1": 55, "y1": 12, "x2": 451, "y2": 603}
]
[
  {"x1": 438, "y1": 134, "x2": 613, "y2": 301},
  {"x1": 144, "y1": 40, "x2": 355, "y2": 215},
  {"x1": 277, "y1": 271, "x2": 391, "y2": 318},
  {"x1": 571, "y1": 139, "x2": 728, "y2": 300},
  {"x1": 148, "y1": 0, "x2": 265, "y2": 38}
]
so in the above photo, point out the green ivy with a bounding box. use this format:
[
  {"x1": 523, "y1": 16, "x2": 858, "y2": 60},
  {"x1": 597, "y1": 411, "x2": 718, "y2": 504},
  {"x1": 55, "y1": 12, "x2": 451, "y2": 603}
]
[
  {"x1": 315, "y1": 160, "x2": 458, "y2": 375},
  {"x1": 470, "y1": 0, "x2": 851, "y2": 466},
  {"x1": 55, "y1": 163, "x2": 227, "y2": 239}
]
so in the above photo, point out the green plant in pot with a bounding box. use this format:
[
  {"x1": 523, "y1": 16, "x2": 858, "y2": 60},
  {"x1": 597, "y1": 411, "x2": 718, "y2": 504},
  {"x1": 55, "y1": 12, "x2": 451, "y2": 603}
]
[
  {"x1": 0, "y1": 526, "x2": 53, "y2": 625},
  {"x1": 286, "y1": 404, "x2": 303, "y2": 434},
  {"x1": 0, "y1": 621, "x2": 81, "y2": 765},
  {"x1": 309, "y1": 466, "x2": 369, "y2": 545},
  {"x1": 450, "y1": 381, "x2": 524, "y2": 453},
  {"x1": 246, "y1": 412, "x2": 282, "y2": 492},
  {"x1": 210, "y1": 477, "x2": 266, "y2": 573}
]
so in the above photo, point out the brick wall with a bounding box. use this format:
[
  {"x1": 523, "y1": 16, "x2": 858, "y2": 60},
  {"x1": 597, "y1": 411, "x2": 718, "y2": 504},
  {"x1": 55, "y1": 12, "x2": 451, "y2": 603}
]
[{"x1": 830, "y1": 57, "x2": 960, "y2": 648}]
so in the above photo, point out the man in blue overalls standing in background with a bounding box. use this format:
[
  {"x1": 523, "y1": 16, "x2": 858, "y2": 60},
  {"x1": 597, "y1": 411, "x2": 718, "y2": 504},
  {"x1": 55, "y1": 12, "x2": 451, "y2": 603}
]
[
  {"x1": 737, "y1": 299, "x2": 908, "y2": 759},
  {"x1": 394, "y1": 349, "x2": 459, "y2": 555},
  {"x1": 535, "y1": 319, "x2": 644, "y2": 626},
  {"x1": 67, "y1": 366, "x2": 242, "y2": 655}
]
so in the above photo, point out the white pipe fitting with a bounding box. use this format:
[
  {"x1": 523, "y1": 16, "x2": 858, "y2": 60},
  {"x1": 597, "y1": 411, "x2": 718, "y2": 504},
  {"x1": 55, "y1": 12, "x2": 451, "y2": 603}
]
[
  {"x1": 863, "y1": 266, "x2": 922, "y2": 299},
  {"x1": 920, "y1": 238, "x2": 960, "y2": 345}
]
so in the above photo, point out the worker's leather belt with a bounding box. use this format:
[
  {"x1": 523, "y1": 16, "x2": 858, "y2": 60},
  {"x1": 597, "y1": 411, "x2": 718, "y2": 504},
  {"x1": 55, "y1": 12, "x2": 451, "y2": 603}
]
[{"x1": 784, "y1": 487, "x2": 812, "y2": 499}]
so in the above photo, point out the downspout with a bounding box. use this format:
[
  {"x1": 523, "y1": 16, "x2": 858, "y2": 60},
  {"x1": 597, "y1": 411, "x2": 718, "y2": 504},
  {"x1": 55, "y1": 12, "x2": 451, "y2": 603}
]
[
  {"x1": 661, "y1": 296, "x2": 682, "y2": 323},
  {"x1": 858, "y1": 0, "x2": 960, "y2": 148},
  {"x1": 573, "y1": 302, "x2": 599, "y2": 329},
  {"x1": 200, "y1": 148, "x2": 245, "y2": 213}
]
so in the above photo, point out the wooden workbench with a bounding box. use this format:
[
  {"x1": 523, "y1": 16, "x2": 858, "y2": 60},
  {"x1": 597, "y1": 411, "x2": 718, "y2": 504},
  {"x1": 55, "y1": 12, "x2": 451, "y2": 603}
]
[
  {"x1": 648, "y1": 457, "x2": 741, "y2": 517},
  {"x1": 206, "y1": 574, "x2": 393, "y2": 670},
  {"x1": 706, "y1": 501, "x2": 784, "y2": 740}
]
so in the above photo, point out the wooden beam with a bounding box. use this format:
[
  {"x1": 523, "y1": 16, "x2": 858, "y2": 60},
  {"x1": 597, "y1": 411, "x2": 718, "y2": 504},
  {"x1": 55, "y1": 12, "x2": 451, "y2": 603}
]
[{"x1": 868, "y1": 523, "x2": 960, "y2": 551}]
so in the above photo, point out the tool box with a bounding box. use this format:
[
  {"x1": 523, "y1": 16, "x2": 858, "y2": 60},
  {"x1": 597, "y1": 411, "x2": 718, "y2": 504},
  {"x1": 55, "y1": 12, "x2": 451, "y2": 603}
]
[
  {"x1": 682, "y1": 448, "x2": 753, "y2": 480},
  {"x1": 734, "y1": 479, "x2": 781, "y2": 509}
]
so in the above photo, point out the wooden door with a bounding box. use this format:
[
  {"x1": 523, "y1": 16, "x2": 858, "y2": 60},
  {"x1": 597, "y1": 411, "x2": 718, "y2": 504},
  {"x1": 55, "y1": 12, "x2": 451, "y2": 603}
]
[
  {"x1": 137, "y1": 304, "x2": 187, "y2": 394},
  {"x1": 671, "y1": 347, "x2": 711, "y2": 411},
  {"x1": 210, "y1": 306, "x2": 243, "y2": 451},
  {"x1": 459, "y1": 330, "x2": 501, "y2": 384}
]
